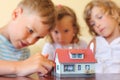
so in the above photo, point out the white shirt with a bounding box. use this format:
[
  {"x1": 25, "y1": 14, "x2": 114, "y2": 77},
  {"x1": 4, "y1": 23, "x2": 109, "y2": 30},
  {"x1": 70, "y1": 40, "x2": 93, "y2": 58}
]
[
  {"x1": 42, "y1": 40, "x2": 87, "y2": 60},
  {"x1": 95, "y1": 36, "x2": 120, "y2": 73}
]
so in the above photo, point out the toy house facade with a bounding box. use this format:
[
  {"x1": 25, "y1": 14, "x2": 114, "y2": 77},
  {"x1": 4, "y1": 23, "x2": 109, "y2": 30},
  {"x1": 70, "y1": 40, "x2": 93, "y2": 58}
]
[{"x1": 53, "y1": 49, "x2": 96, "y2": 77}]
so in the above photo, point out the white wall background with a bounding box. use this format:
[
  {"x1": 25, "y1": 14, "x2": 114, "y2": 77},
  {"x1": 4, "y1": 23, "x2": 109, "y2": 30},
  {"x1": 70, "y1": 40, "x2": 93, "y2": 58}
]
[{"x1": 0, "y1": 0, "x2": 120, "y2": 55}]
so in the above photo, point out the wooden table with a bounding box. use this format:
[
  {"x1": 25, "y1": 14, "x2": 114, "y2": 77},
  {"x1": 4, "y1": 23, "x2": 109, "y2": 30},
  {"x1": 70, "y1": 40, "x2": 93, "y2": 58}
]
[{"x1": 0, "y1": 73, "x2": 120, "y2": 80}]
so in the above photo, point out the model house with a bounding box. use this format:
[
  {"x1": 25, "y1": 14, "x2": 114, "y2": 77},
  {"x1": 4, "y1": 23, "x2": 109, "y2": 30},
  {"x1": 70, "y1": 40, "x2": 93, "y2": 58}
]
[{"x1": 53, "y1": 48, "x2": 96, "y2": 77}]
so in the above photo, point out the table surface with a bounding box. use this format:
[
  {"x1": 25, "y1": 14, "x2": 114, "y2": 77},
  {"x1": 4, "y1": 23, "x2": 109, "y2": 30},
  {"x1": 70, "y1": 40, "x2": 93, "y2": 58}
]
[{"x1": 0, "y1": 73, "x2": 120, "y2": 80}]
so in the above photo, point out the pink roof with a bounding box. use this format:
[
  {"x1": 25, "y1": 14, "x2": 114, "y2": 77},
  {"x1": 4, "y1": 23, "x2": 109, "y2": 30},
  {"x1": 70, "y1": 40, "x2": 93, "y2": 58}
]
[{"x1": 55, "y1": 49, "x2": 96, "y2": 63}]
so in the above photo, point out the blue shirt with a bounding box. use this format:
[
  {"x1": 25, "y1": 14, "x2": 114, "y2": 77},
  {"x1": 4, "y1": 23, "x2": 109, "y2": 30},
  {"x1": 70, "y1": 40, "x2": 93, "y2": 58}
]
[{"x1": 0, "y1": 35, "x2": 30, "y2": 61}]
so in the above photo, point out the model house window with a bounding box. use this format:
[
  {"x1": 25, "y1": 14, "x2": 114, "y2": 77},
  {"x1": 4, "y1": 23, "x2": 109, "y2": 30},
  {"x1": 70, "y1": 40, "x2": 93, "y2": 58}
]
[
  {"x1": 72, "y1": 54, "x2": 76, "y2": 58},
  {"x1": 70, "y1": 53, "x2": 84, "y2": 59},
  {"x1": 85, "y1": 65, "x2": 90, "y2": 70},
  {"x1": 64, "y1": 65, "x2": 74, "y2": 72},
  {"x1": 78, "y1": 65, "x2": 81, "y2": 70},
  {"x1": 57, "y1": 65, "x2": 59, "y2": 70},
  {"x1": 78, "y1": 54, "x2": 83, "y2": 58}
]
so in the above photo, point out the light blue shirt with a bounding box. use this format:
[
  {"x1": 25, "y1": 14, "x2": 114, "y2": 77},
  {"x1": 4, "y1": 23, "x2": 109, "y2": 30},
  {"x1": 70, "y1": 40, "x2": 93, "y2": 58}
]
[{"x1": 0, "y1": 35, "x2": 30, "y2": 61}]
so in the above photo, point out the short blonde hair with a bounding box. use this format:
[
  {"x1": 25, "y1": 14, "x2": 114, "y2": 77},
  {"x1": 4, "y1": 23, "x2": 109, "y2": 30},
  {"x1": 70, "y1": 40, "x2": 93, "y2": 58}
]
[
  {"x1": 84, "y1": 0, "x2": 120, "y2": 36},
  {"x1": 18, "y1": 0, "x2": 56, "y2": 31}
]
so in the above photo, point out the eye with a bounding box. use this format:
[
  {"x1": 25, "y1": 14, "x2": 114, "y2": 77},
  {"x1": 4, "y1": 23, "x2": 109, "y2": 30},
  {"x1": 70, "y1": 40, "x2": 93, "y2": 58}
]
[
  {"x1": 36, "y1": 36, "x2": 42, "y2": 39},
  {"x1": 27, "y1": 26, "x2": 34, "y2": 34},
  {"x1": 91, "y1": 23, "x2": 95, "y2": 27},
  {"x1": 64, "y1": 29, "x2": 69, "y2": 33},
  {"x1": 98, "y1": 16, "x2": 102, "y2": 19},
  {"x1": 97, "y1": 15, "x2": 103, "y2": 19},
  {"x1": 35, "y1": 36, "x2": 44, "y2": 40},
  {"x1": 54, "y1": 30, "x2": 59, "y2": 34},
  {"x1": 29, "y1": 29, "x2": 34, "y2": 34},
  {"x1": 90, "y1": 21, "x2": 95, "y2": 27}
]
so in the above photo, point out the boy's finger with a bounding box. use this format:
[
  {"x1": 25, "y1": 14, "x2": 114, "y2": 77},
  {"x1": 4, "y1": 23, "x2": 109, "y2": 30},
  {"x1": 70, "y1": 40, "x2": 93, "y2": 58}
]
[{"x1": 43, "y1": 54, "x2": 49, "y2": 59}]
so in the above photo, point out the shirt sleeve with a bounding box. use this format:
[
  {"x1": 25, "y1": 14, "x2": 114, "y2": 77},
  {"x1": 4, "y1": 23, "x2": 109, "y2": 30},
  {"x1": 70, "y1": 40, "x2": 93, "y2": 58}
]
[
  {"x1": 20, "y1": 48, "x2": 30, "y2": 61},
  {"x1": 79, "y1": 39, "x2": 88, "y2": 49},
  {"x1": 42, "y1": 43, "x2": 55, "y2": 60}
]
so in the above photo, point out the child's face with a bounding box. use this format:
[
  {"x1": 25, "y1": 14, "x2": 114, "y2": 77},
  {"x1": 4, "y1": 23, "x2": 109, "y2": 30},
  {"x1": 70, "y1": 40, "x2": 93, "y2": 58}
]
[
  {"x1": 51, "y1": 16, "x2": 74, "y2": 45},
  {"x1": 8, "y1": 9, "x2": 49, "y2": 49},
  {"x1": 90, "y1": 6, "x2": 119, "y2": 38}
]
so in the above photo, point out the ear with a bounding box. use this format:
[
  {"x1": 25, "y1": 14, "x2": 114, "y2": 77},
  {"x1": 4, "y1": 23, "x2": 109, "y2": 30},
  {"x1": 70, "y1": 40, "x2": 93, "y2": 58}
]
[{"x1": 12, "y1": 7, "x2": 23, "y2": 20}]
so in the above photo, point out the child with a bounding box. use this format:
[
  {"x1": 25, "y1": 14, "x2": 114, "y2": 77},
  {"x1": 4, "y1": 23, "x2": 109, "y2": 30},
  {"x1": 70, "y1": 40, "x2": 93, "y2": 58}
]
[
  {"x1": 84, "y1": 0, "x2": 120, "y2": 73},
  {"x1": 0, "y1": 0, "x2": 56, "y2": 76},
  {"x1": 42, "y1": 5, "x2": 87, "y2": 60}
]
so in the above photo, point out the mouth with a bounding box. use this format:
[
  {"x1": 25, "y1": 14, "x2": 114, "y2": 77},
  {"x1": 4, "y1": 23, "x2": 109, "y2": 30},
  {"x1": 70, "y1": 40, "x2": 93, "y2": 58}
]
[
  {"x1": 20, "y1": 41, "x2": 28, "y2": 48},
  {"x1": 100, "y1": 28, "x2": 104, "y2": 32},
  {"x1": 59, "y1": 41, "x2": 67, "y2": 45}
]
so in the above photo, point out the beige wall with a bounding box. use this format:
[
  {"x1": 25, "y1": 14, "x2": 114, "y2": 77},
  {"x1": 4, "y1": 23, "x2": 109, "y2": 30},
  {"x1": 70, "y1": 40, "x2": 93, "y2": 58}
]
[{"x1": 0, "y1": 0, "x2": 120, "y2": 55}]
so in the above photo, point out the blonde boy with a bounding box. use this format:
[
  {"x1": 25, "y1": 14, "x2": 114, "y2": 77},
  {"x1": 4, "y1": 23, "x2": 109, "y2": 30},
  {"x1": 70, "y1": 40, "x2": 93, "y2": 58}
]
[{"x1": 0, "y1": 0, "x2": 55, "y2": 76}]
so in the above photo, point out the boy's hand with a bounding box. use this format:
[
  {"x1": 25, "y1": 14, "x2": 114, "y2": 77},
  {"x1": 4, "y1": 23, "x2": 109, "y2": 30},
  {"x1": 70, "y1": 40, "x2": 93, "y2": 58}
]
[
  {"x1": 38, "y1": 54, "x2": 55, "y2": 76},
  {"x1": 16, "y1": 53, "x2": 55, "y2": 76}
]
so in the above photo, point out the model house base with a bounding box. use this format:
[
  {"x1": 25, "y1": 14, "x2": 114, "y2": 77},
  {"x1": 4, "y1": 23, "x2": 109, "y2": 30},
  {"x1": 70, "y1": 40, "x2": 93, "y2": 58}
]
[{"x1": 52, "y1": 71, "x2": 95, "y2": 77}]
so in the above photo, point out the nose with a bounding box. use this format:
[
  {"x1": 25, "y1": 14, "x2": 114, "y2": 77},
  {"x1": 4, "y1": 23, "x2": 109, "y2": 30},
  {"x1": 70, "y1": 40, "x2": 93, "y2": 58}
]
[
  {"x1": 27, "y1": 37, "x2": 37, "y2": 45},
  {"x1": 58, "y1": 33, "x2": 64, "y2": 41},
  {"x1": 95, "y1": 21, "x2": 100, "y2": 28}
]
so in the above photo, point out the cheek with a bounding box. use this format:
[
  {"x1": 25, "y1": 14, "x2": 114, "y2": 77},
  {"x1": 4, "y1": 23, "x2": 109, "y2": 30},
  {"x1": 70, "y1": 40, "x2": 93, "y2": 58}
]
[
  {"x1": 93, "y1": 27, "x2": 100, "y2": 34},
  {"x1": 9, "y1": 30, "x2": 19, "y2": 40},
  {"x1": 65, "y1": 32, "x2": 74, "y2": 41},
  {"x1": 68, "y1": 36, "x2": 74, "y2": 41},
  {"x1": 52, "y1": 34, "x2": 58, "y2": 40},
  {"x1": 51, "y1": 33, "x2": 57, "y2": 40},
  {"x1": 16, "y1": 29, "x2": 29, "y2": 40},
  {"x1": 67, "y1": 31, "x2": 74, "y2": 37}
]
